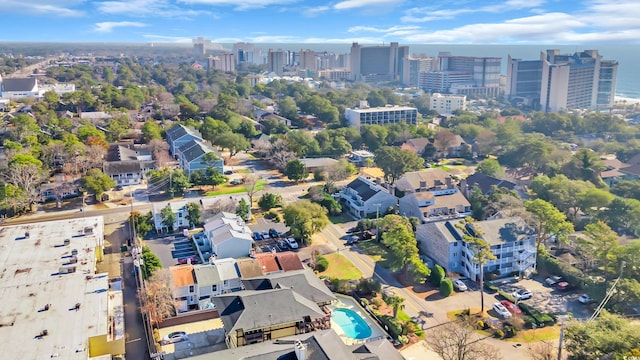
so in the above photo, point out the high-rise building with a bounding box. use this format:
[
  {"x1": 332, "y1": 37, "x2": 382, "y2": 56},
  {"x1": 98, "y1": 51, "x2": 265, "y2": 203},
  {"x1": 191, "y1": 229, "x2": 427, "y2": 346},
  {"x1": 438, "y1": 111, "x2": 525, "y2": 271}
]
[
  {"x1": 420, "y1": 53, "x2": 501, "y2": 97},
  {"x1": 345, "y1": 101, "x2": 418, "y2": 127},
  {"x1": 233, "y1": 42, "x2": 264, "y2": 65},
  {"x1": 193, "y1": 37, "x2": 212, "y2": 55},
  {"x1": 402, "y1": 56, "x2": 436, "y2": 87},
  {"x1": 507, "y1": 49, "x2": 618, "y2": 111},
  {"x1": 350, "y1": 42, "x2": 409, "y2": 82},
  {"x1": 268, "y1": 49, "x2": 286, "y2": 76},
  {"x1": 299, "y1": 49, "x2": 316, "y2": 70},
  {"x1": 208, "y1": 53, "x2": 236, "y2": 73}
]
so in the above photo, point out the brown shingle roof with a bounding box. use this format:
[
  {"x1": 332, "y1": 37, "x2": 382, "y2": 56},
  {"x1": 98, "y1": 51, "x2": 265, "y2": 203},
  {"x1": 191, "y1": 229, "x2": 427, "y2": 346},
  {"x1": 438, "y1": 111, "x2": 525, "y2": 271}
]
[
  {"x1": 235, "y1": 258, "x2": 265, "y2": 278},
  {"x1": 274, "y1": 252, "x2": 304, "y2": 272},
  {"x1": 254, "y1": 252, "x2": 281, "y2": 274},
  {"x1": 170, "y1": 264, "x2": 195, "y2": 287}
]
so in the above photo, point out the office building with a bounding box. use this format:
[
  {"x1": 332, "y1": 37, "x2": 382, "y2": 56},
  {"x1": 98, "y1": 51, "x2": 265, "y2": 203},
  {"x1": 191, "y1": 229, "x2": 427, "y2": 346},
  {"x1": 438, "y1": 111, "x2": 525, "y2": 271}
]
[
  {"x1": 402, "y1": 56, "x2": 436, "y2": 87},
  {"x1": 429, "y1": 93, "x2": 467, "y2": 114},
  {"x1": 233, "y1": 42, "x2": 264, "y2": 65},
  {"x1": 268, "y1": 49, "x2": 286, "y2": 76},
  {"x1": 208, "y1": 53, "x2": 236, "y2": 73},
  {"x1": 350, "y1": 42, "x2": 409, "y2": 82},
  {"x1": 420, "y1": 53, "x2": 501, "y2": 97},
  {"x1": 345, "y1": 101, "x2": 418, "y2": 127},
  {"x1": 506, "y1": 49, "x2": 618, "y2": 112}
]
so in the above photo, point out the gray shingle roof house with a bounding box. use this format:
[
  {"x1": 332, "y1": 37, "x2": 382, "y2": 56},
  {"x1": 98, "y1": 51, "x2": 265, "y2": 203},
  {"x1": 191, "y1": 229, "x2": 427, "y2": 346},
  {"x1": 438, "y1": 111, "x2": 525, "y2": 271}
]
[
  {"x1": 242, "y1": 269, "x2": 336, "y2": 306},
  {"x1": 460, "y1": 172, "x2": 517, "y2": 197},
  {"x1": 103, "y1": 144, "x2": 155, "y2": 186},
  {"x1": 177, "y1": 139, "x2": 224, "y2": 177},
  {"x1": 166, "y1": 124, "x2": 203, "y2": 156},
  {"x1": 1, "y1": 77, "x2": 39, "y2": 98},
  {"x1": 336, "y1": 176, "x2": 396, "y2": 220}
]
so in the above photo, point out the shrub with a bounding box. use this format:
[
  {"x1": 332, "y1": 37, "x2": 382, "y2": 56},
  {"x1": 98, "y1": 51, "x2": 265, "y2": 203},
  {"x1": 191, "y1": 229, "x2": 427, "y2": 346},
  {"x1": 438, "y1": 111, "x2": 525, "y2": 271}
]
[
  {"x1": 371, "y1": 297, "x2": 384, "y2": 308},
  {"x1": 430, "y1": 264, "x2": 445, "y2": 286},
  {"x1": 498, "y1": 290, "x2": 516, "y2": 303},
  {"x1": 440, "y1": 278, "x2": 453, "y2": 297},
  {"x1": 258, "y1": 193, "x2": 283, "y2": 211},
  {"x1": 476, "y1": 320, "x2": 485, "y2": 330},
  {"x1": 330, "y1": 278, "x2": 351, "y2": 294},
  {"x1": 494, "y1": 329, "x2": 505, "y2": 339},
  {"x1": 503, "y1": 324, "x2": 517, "y2": 338},
  {"x1": 398, "y1": 335, "x2": 409, "y2": 344},
  {"x1": 315, "y1": 256, "x2": 329, "y2": 272},
  {"x1": 313, "y1": 168, "x2": 326, "y2": 181},
  {"x1": 484, "y1": 283, "x2": 499, "y2": 294},
  {"x1": 356, "y1": 278, "x2": 382, "y2": 296},
  {"x1": 380, "y1": 315, "x2": 403, "y2": 338}
]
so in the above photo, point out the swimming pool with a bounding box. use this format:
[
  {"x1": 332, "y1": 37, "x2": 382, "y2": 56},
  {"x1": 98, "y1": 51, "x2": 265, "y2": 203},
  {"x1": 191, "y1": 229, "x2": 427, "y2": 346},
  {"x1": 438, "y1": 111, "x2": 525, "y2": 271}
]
[{"x1": 331, "y1": 308, "x2": 372, "y2": 339}]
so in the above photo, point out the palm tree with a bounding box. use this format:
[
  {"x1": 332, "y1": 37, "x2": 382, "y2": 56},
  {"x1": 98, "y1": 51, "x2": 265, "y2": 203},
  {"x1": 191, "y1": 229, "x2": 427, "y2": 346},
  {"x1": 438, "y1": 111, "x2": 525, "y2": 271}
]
[
  {"x1": 387, "y1": 295, "x2": 405, "y2": 319},
  {"x1": 456, "y1": 217, "x2": 496, "y2": 314}
]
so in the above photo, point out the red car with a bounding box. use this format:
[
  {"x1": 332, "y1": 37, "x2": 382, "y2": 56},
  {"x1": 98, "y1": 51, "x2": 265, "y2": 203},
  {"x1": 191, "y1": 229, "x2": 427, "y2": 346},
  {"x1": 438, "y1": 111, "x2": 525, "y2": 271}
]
[{"x1": 500, "y1": 300, "x2": 522, "y2": 315}]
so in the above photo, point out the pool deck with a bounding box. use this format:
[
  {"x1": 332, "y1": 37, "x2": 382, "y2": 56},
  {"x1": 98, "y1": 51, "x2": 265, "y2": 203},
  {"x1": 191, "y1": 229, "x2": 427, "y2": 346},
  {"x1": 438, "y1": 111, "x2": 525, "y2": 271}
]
[{"x1": 329, "y1": 294, "x2": 387, "y2": 346}]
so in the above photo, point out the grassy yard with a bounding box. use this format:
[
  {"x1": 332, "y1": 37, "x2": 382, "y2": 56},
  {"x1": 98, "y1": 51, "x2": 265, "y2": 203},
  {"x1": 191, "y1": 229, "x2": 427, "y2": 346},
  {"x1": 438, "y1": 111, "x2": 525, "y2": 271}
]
[
  {"x1": 357, "y1": 239, "x2": 402, "y2": 271},
  {"x1": 397, "y1": 310, "x2": 425, "y2": 338},
  {"x1": 205, "y1": 179, "x2": 266, "y2": 196},
  {"x1": 317, "y1": 253, "x2": 363, "y2": 280}
]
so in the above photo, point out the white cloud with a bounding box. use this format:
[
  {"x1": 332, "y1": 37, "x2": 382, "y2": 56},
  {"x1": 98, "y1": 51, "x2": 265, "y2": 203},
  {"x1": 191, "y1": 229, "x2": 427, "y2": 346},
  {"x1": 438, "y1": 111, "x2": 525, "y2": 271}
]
[
  {"x1": 248, "y1": 35, "x2": 301, "y2": 42},
  {"x1": 94, "y1": 21, "x2": 147, "y2": 33},
  {"x1": 402, "y1": 0, "x2": 546, "y2": 23},
  {"x1": 142, "y1": 34, "x2": 193, "y2": 43},
  {"x1": 177, "y1": 0, "x2": 298, "y2": 10},
  {"x1": 334, "y1": 0, "x2": 400, "y2": 10},
  {"x1": 303, "y1": 6, "x2": 330, "y2": 17},
  {"x1": 348, "y1": 25, "x2": 421, "y2": 33},
  {"x1": 3, "y1": 0, "x2": 84, "y2": 16},
  {"x1": 97, "y1": 0, "x2": 210, "y2": 17}
]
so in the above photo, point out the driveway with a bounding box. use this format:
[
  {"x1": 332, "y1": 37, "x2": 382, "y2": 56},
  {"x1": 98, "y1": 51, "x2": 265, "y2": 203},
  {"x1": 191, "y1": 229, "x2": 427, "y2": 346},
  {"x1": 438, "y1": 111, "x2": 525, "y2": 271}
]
[{"x1": 498, "y1": 278, "x2": 578, "y2": 316}]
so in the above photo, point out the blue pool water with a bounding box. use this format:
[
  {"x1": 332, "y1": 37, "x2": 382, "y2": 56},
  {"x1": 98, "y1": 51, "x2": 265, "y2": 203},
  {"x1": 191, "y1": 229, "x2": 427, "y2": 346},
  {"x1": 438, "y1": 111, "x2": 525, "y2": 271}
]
[{"x1": 331, "y1": 308, "x2": 372, "y2": 339}]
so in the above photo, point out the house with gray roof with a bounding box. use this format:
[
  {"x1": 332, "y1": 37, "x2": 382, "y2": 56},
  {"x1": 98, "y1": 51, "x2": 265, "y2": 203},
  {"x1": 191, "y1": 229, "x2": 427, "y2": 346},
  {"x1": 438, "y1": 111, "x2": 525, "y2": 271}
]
[
  {"x1": 0, "y1": 77, "x2": 39, "y2": 98},
  {"x1": 460, "y1": 172, "x2": 517, "y2": 198},
  {"x1": 177, "y1": 139, "x2": 224, "y2": 177},
  {"x1": 198, "y1": 212, "x2": 254, "y2": 260},
  {"x1": 335, "y1": 176, "x2": 396, "y2": 219},
  {"x1": 212, "y1": 287, "x2": 331, "y2": 348},
  {"x1": 194, "y1": 258, "x2": 244, "y2": 309},
  {"x1": 166, "y1": 124, "x2": 203, "y2": 156},
  {"x1": 399, "y1": 190, "x2": 471, "y2": 223},
  {"x1": 242, "y1": 269, "x2": 335, "y2": 307},
  {"x1": 103, "y1": 144, "x2": 155, "y2": 186},
  {"x1": 416, "y1": 216, "x2": 537, "y2": 280},
  {"x1": 152, "y1": 200, "x2": 191, "y2": 233},
  {"x1": 299, "y1": 157, "x2": 338, "y2": 173}
]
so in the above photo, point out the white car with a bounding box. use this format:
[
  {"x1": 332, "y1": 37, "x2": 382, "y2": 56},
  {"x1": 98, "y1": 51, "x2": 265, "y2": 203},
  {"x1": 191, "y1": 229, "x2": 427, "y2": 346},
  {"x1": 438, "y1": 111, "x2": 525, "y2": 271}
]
[
  {"x1": 286, "y1": 238, "x2": 299, "y2": 249},
  {"x1": 162, "y1": 331, "x2": 188, "y2": 345},
  {"x1": 578, "y1": 294, "x2": 592, "y2": 304},
  {"x1": 512, "y1": 289, "x2": 533, "y2": 301},
  {"x1": 453, "y1": 279, "x2": 468, "y2": 292},
  {"x1": 492, "y1": 302, "x2": 512, "y2": 319}
]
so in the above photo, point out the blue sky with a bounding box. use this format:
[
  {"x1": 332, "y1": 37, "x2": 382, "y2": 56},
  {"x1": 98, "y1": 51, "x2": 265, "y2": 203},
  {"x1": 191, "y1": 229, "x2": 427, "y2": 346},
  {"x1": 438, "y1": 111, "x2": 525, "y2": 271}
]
[{"x1": 2, "y1": 0, "x2": 640, "y2": 44}]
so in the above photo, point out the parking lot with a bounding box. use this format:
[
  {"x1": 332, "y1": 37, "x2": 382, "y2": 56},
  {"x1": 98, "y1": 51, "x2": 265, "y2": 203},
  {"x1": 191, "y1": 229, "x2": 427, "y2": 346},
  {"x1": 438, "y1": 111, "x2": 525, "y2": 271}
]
[
  {"x1": 249, "y1": 217, "x2": 294, "y2": 253},
  {"x1": 145, "y1": 235, "x2": 198, "y2": 267}
]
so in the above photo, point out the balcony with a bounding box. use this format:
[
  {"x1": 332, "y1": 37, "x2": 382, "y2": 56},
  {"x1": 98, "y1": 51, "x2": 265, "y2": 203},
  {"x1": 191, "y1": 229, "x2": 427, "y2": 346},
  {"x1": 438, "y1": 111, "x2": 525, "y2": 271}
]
[{"x1": 514, "y1": 249, "x2": 536, "y2": 261}]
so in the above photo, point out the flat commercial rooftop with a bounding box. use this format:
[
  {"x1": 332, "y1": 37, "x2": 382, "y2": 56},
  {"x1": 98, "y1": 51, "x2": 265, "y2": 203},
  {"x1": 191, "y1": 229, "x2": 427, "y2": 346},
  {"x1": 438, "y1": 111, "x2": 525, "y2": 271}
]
[{"x1": 0, "y1": 216, "x2": 123, "y2": 360}]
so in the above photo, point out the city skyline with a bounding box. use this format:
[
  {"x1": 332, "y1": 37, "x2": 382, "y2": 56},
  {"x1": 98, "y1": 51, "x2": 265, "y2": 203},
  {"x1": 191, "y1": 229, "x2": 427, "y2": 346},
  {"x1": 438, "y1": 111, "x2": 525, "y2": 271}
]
[{"x1": 2, "y1": 0, "x2": 639, "y2": 44}]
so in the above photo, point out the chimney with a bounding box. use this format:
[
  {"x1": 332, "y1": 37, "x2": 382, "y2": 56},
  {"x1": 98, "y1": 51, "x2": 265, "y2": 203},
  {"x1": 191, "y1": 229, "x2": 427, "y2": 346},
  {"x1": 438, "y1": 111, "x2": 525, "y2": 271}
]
[
  {"x1": 209, "y1": 255, "x2": 217, "y2": 264},
  {"x1": 250, "y1": 248, "x2": 256, "y2": 258},
  {"x1": 294, "y1": 340, "x2": 306, "y2": 360}
]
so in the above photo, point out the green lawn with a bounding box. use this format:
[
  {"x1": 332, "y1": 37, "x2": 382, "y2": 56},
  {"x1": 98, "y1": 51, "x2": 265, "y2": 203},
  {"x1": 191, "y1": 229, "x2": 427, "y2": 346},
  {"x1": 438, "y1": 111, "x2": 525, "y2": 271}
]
[
  {"x1": 356, "y1": 239, "x2": 402, "y2": 271},
  {"x1": 397, "y1": 310, "x2": 425, "y2": 338},
  {"x1": 205, "y1": 179, "x2": 266, "y2": 196},
  {"x1": 317, "y1": 253, "x2": 363, "y2": 280}
]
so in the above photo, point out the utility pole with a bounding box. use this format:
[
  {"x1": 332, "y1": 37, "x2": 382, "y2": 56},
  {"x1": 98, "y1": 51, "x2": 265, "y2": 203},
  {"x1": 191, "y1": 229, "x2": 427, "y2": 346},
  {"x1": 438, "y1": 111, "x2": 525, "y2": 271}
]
[
  {"x1": 589, "y1": 261, "x2": 626, "y2": 322},
  {"x1": 375, "y1": 203, "x2": 381, "y2": 243}
]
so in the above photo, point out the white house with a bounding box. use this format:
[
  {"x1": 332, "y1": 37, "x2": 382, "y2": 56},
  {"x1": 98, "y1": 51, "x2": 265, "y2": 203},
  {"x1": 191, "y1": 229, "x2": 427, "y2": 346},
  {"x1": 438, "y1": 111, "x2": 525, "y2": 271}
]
[
  {"x1": 348, "y1": 150, "x2": 375, "y2": 167},
  {"x1": 202, "y1": 212, "x2": 254, "y2": 259},
  {"x1": 336, "y1": 176, "x2": 396, "y2": 219},
  {"x1": 399, "y1": 191, "x2": 471, "y2": 223},
  {"x1": 0, "y1": 76, "x2": 39, "y2": 99},
  {"x1": 193, "y1": 258, "x2": 244, "y2": 310},
  {"x1": 169, "y1": 264, "x2": 197, "y2": 313},
  {"x1": 152, "y1": 200, "x2": 191, "y2": 233},
  {"x1": 416, "y1": 216, "x2": 537, "y2": 280},
  {"x1": 103, "y1": 144, "x2": 155, "y2": 186},
  {"x1": 429, "y1": 93, "x2": 466, "y2": 115}
]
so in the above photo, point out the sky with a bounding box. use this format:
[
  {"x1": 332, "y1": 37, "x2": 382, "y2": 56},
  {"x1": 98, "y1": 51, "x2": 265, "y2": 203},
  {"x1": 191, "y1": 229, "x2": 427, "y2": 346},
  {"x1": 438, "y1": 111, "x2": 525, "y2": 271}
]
[{"x1": 2, "y1": 0, "x2": 640, "y2": 44}]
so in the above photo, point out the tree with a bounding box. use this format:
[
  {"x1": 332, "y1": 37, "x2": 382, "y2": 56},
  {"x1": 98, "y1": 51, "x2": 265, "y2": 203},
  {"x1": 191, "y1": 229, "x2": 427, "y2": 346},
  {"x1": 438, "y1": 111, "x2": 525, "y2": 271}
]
[
  {"x1": 284, "y1": 159, "x2": 308, "y2": 182},
  {"x1": 374, "y1": 146, "x2": 424, "y2": 184},
  {"x1": 440, "y1": 278, "x2": 453, "y2": 297},
  {"x1": 361, "y1": 125, "x2": 388, "y2": 151},
  {"x1": 381, "y1": 224, "x2": 419, "y2": 275},
  {"x1": 476, "y1": 158, "x2": 504, "y2": 178},
  {"x1": 186, "y1": 202, "x2": 201, "y2": 228},
  {"x1": 140, "y1": 269, "x2": 176, "y2": 325},
  {"x1": 456, "y1": 217, "x2": 497, "y2": 313},
  {"x1": 169, "y1": 169, "x2": 190, "y2": 196},
  {"x1": 2, "y1": 154, "x2": 47, "y2": 211},
  {"x1": 258, "y1": 192, "x2": 284, "y2": 211},
  {"x1": 214, "y1": 132, "x2": 250, "y2": 157},
  {"x1": 278, "y1": 96, "x2": 298, "y2": 120},
  {"x1": 582, "y1": 221, "x2": 618, "y2": 271},
  {"x1": 525, "y1": 199, "x2": 574, "y2": 248},
  {"x1": 599, "y1": 197, "x2": 640, "y2": 235},
  {"x1": 564, "y1": 311, "x2": 640, "y2": 360},
  {"x1": 141, "y1": 246, "x2": 162, "y2": 279},
  {"x1": 243, "y1": 175, "x2": 260, "y2": 209},
  {"x1": 129, "y1": 210, "x2": 153, "y2": 239},
  {"x1": 141, "y1": 121, "x2": 163, "y2": 142},
  {"x1": 324, "y1": 159, "x2": 356, "y2": 191},
  {"x1": 425, "y1": 320, "x2": 501, "y2": 360},
  {"x1": 430, "y1": 264, "x2": 446, "y2": 286},
  {"x1": 386, "y1": 295, "x2": 405, "y2": 319},
  {"x1": 236, "y1": 198, "x2": 249, "y2": 220},
  {"x1": 283, "y1": 200, "x2": 329, "y2": 244},
  {"x1": 80, "y1": 168, "x2": 115, "y2": 202},
  {"x1": 160, "y1": 204, "x2": 176, "y2": 232}
]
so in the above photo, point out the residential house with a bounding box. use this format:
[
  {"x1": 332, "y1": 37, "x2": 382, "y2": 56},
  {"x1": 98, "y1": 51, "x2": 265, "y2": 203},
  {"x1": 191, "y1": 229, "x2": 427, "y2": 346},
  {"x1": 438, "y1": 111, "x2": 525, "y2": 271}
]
[
  {"x1": 348, "y1": 150, "x2": 375, "y2": 167},
  {"x1": 400, "y1": 137, "x2": 431, "y2": 156},
  {"x1": 336, "y1": 176, "x2": 397, "y2": 219},
  {"x1": 165, "y1": 124, "x2": 203, "y2": 156},
  {"x1": 399, "y1": 191, "x2": 471, "y2": 223},
  {"x1": 235, "y1": 258, "x2": 265, "y2": 279},
  {"x1": 152, "y1": 200, "x2": 190, "y2": 233},
  {"x1": 254, "y1": 251, "x2": 282, "y2": 274},
  {"x1": 103, "y1": 144, "x2": 155, "y2": 186},
  {"x1": 193, "y1": 258, "x2": 244, "y2": 309},
  {"x1": 299, "y1": 157, "x2": 338, "y2": 173},
  {"x1": 600, "y1": 157, "x2": 629, "y2": 187},
  {"x1": 242, "y1": 269, "x2": 336, "y2": 307},
  {"x1": 416, "y1": 216, "x2": 537, "y2": 280},
  {"x1": 273, "y1": 252, "x2": 305, "y2": 272},
  {"x1": 177, "y1": 139, "x2": 224, "y2": 177},
  {"x1": 212, "y1": 288, "x2": 331, "y2": 348},
  {"x1": 169, "y1": 264, "x2": 197, "y2": 313},
  {"x1": 0, "y1": 77, "x2": 39, "y2": 98},
  {"x1": 38, "y1": 181, "x2": 79, "y2": 203},
  {"x1": 460, "y1": 172, "x2": 517, "y2": 198},
  {"x1": 434, "y1": 132, "x2": 467, "y2": 157},
  {"x1": 395, "y1": 169, "x2": 457, "y2": 197},
  {"x1": 198, "y1": 212, "x2": 254, "y2": 259}
]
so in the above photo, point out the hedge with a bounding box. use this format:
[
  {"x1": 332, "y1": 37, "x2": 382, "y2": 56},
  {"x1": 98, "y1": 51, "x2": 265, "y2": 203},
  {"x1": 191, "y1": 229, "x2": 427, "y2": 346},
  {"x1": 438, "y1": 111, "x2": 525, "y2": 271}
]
[
  {"x1": 498, "y1": 290, "x2": 516, "y2": 303},
  {"x1": 440, "y1": 278, "x2": 453, "y2": 297},
  {"x1": 518, "y1": 303, "x2": 555, "y2": 327},
  {"x1": 315, "y1": 256, "x2": 329, "y2": 272},
  {"x1": 380, "y1": 315, "x2": 403, "y2": 338}
]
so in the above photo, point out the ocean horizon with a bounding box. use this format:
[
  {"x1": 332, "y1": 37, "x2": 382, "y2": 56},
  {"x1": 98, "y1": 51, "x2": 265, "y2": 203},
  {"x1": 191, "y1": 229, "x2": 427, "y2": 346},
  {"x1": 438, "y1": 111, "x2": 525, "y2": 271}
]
[{"x1": 239, "y1": 43, "x2": 640, "y2": 100}]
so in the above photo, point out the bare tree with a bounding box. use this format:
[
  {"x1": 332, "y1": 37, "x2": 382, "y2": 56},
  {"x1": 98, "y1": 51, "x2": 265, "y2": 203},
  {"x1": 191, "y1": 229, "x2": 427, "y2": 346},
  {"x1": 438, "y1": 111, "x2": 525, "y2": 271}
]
[
  {"x1": 2, "y1": 163, "x2": 47, "y2": 211},
  {"x1": 527, "y1": 341, "x2": 558, "y2": 360},
  {"x1": 148, "y1": 139, "x2": 173, "y2": 168},
  {"x1": 140, "y1": 268, "x2": 176, "y2": 326},
  {"x1": 243, "y1": 175, "x2": 259, "y2": 209},
  {"x1": 269, "y1": 138, "x2": 296, "y2": 170},
  {"x1": 434, "y1": 129, "x2": 457, "y2": 157},
  {"x1": 85, "y1": 144, "x2": 106, "y2": 169},
  {"x1": 425, "y1": 320, "x2": 501, "y2": 360}
]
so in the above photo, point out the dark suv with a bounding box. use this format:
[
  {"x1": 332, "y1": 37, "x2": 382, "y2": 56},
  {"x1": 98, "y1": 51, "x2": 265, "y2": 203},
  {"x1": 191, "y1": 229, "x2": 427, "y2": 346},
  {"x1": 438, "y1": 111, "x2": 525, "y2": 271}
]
[{"x1": 269, "y1": 228, "x2": 279, "y2": 239}]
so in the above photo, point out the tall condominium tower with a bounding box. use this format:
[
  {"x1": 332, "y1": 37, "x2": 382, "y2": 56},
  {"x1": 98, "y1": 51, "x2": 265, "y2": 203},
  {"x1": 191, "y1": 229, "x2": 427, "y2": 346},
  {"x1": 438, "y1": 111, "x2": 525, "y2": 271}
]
[
  {"x1": 299, "y1": 49, "x2": 316, "y2": 70},
  {"x1": 267, "y1": 49, "x2": 286, "y2": 76},
  {"x1": 507, "y1": 49, "x2": 618, "y2": 112},
  {"x1": 420, "y1": 52, "x2": 501, "y2": 97},
  {"x1": 402, "y1": 56, "x2": 436, "y2": 87},
  {"x1": 350, "y1": 42, "x2": 409, "y2": 83}
]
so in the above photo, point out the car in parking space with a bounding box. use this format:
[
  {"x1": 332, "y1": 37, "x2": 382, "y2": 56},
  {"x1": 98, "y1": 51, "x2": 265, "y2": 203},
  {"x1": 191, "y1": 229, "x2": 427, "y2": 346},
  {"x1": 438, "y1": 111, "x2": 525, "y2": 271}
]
[
  {"x1": 346, "y1": 236, "x2": 359, "y2": 246},
  {"x1": 500, "y1": 300, "x2": 522, "y2": 315},
  {"x1": 545, "y1": 275, "x2": 563, "y2": 286},
  {"x1": 269, "y1": 228, "x2": 279, "y2": 239},
  {"x1": 512, "y1": 289, "x2": 533, "y2": 301},
  {"x1": 262, "y1": 231, "x2": 270, "y2": 239},
  {"x1": 286, "y1": 238, "x2": 299, "y2": 249},
  {"x1": 114, "y1": 185, "x2": 124, "y2": 191},
  {"x1": 360, "y1": 231, "x2": 374, "y2": 240},
  {"x1": 492, "y1": 302, "x2": 512, "y2": 318},
  {"x1": 162, "y1": 331, "x2": 188, "y2": 345},
  {"x1": 453, "y1": 279, "x2": 468, "y2": 292},
  {"x1": 578, "y1": 294, "x2": 592, "y2": 304},
  {"x1": 277, "y1": 240, "x2": 289, "y2": 250},
  {"x1": 224, "y1": 170, "x2": 233, "y2": 175},
  {"x1": 252, "y1": 231, "x2": 263, "y2": 240}
]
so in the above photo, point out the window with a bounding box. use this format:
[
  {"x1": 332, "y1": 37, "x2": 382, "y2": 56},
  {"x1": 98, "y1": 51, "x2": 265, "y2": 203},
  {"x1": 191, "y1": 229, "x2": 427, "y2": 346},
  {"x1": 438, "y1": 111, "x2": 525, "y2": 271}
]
[
  {"x1": 178, "y1": 213, "x2": 183, "y2": 218},
  {"x1": 189, "y1": 285, "x2": 194, "y2": 293},
  {"x1": 212, "y1": 285, "x2": 217, "y2": 292},
  {"x1": 223, "y1": 280, "x2": 229, "y2": 287}
]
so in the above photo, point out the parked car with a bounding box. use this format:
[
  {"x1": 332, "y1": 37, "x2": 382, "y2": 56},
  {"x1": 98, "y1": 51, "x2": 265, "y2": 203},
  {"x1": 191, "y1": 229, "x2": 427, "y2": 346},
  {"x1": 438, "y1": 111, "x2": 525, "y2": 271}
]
[
  {"x1": 269, "y1": 228, "x2": 279, "y2": 239},
  {"x1": 252, "y1": 231, "x2": 263, "y2": 240},
  {"x1": 286, "y1": 237, "x2": 299, "y2": 249},
  {"x1": 224, "y1": 170, "x2": 233, "y2": 175},
  {"x1": 162, "y1": 331, "x2": 188, "y2": 345},
  {"x1": 277, "y1": 240, "x2": 289, "y2": 250},
  {"x1": 453, "y1": 279, "x2": 468, "y2": 292},
  {"x1": 114, "y1": 185, "x2": 124, "y2": 191},
  {"x1": 262, "y1": 231, "x2": 270, "y2": 239},
  {"x1": 492, "y1": 302, "x2": 512, "y2": 318},
  {"x1": 346, "y1": 227, "x2": 358, "y2": 234},
  {"x1": 500, "y1": 300, "x2": 522, "y2": 314},
  {"x1": 556, "y1": 281, "x2": 571, "y2": 291},
  {"x1": 361, "y1": 231, "x2": 374, "y2": 240},
  {"x1": 545, "y1": 275, "x2": 563, "y2": 286},
  {"x1": 346, "y1": 236, "x2": 359, "y2": 245},
  {"x1": 229, "y1": 178, "x2": 243, "y2": 185},
  {"x1": 578, "y1": 294, "x2": 592, "y2": 304},
  {"x1": 512, "y1": 289, "x2": 533, "y2": 301}
]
